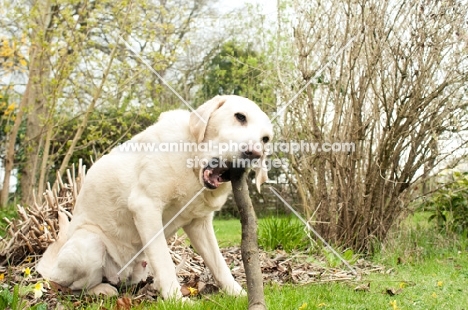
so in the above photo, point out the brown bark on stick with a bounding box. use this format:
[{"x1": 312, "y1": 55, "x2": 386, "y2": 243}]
[{"x1": 231, "y1": 168, "x2": 267, "y2": 310}]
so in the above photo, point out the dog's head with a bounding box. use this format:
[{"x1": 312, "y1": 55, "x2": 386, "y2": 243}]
[{"x1": 189, "y1": 95, "x2": 273, "y2": 192}]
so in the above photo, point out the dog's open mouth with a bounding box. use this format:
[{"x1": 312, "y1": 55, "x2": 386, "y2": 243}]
[{"x1": 202, "y1": 158, "x2": 232, "y2": 189}]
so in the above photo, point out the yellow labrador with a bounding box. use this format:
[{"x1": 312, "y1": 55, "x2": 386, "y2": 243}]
[{"x1": 37, "y1": 95, "x2": 273, "y2": 299}]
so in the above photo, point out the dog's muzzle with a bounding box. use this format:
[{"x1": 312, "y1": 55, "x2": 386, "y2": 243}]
[{"x1": 202, "y1": 158, "x2": 232, "y2": 190}]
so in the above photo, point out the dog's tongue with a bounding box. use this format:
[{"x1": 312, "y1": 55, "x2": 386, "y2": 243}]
[{"x1": 204, "y1": 168, "x2": 222, "y2": 188}]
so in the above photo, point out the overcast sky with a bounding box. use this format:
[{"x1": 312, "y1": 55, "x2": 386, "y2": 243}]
[
  {"x1": 219, "y1": 0, "x2": 277, "y2": 19},
  {"x1": 218, "y1": 0, "x2": 274, "y2": 10}
]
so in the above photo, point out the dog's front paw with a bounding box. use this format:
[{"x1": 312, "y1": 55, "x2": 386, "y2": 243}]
[
  {"x1": 223, "y1": 282, "x2": 246, "y2": 296},
  {"x1": 88, "y1": 283, "x2": 118, "y2": 296},
  {"x1": 155, "y1": 282, "x2": 184, "y2": 300}
]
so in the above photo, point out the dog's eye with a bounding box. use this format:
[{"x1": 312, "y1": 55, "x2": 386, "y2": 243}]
[
  {"x1": 262, "y1": 136, "x2": 270, "y2": 143},
  {"x1": 235, "y1": 113, "x2": 246, "y2": 123}
]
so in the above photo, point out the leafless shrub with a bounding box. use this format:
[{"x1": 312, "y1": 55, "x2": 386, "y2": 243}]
[{"x1": 277, "y1": 0, "x2": 468, "y2": 251}]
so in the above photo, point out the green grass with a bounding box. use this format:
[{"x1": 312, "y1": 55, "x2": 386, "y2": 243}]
[
  {"x1": 212, "y1": 218, "x2": 241, "y2": 247},
  {"x1": 40, "y1": 258, "x2": 468, "y2": 310},
  {"x1": 375, "y1": 212, "x2": 468, "y2": 265},
  {"x1": 189, "y1": 214, "x2": 468, "y2": 309},
  {"x1": 363, "y1": 254, "x2": 468, "y2": 310},
  {"x1": 213, "y1": 216, "x2": 307, "y2": 249},
  {"x1": 175, "y1": 214, "x2": 467, "y2": 310},
  {"x1": 258, "y1": 216, "x2": 309, "y2": 251}
]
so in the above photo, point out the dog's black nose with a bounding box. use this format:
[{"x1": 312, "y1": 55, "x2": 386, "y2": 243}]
[{"x1": 243, "y1": 149, "x2": 262, "y2": 160}]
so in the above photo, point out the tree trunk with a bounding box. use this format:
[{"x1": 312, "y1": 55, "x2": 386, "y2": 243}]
[
  {"x1": 0, "y1": 90, "x2": 28, "y2": 207},
  {"x1": 231, "y1": 168, "x2": 267, "y2": 310},
  {"x1": 19, "y1": 0, "x2": 53, "y2": 207},
  {"x1": 20, "y1": 51, "x2": 49, "y2": 206}
]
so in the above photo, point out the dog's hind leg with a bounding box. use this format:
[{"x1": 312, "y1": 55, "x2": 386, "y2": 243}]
[
  {"x1": 47, "y1": 228, "x2": 118, "y2": 296},
  {"x1": 37, "y1": 211, "x2": 70, "y2": 279}
]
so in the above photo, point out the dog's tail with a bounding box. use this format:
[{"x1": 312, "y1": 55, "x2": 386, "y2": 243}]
[{"x1": 36, "y1": 211, "x2": 70, "y2": 279}]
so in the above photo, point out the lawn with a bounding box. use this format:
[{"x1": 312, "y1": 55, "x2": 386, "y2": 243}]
[
  {"x1": 212, "y1": 218, "x2": 241, "y2": 247},
  {"x1": 1, "y1": 210, "x2": 467, "y2": 309},
  {"x1": 208, "y1": 214, "x2": 468, "y2": 310}
]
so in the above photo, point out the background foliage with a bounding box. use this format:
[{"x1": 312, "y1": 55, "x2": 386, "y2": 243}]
[
  {"x1": 419, "y1": 172, "x2": 468, "y2": 235},
  {"x1": 197, "y1": 41, "x2": 275, "y2": 112},
  {"x1": 0, "y1": 0, "x2": 467, "y2": 252}
]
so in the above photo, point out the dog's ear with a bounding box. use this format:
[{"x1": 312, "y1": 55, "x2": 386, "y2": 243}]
[
  {"x1": 190, "y1": 96, "x2": 226, "y2": 143},
  {"x1": 254, "y1": 153, "x2": 269, "y2": 193}
]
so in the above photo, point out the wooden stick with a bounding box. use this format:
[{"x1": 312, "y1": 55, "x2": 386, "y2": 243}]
[{"x1": 230, "y1": 168, "x2": 267, "y2": 310}]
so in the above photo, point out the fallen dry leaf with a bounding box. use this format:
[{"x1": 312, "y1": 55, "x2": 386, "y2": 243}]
[
  {"x1": 49, "y1": 280, "x2": 73, "y2": 294},
  {"x1": 116, "y1": 296, "x2": 132, "y2": 310},
  {"x1": 180, "y1": 285, "x2": 198, "y2": 296},
  {"x1": 354, "y1": 282, "x2": 370, "y2": 292},
  {"x1": 385, "y1": 288, "x2": 402, "y2": 296}
]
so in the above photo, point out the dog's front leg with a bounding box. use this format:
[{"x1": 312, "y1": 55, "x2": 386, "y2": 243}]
[
  {"x1": 183, "y1": 216, "x2": 245, "y2": 295},
  {"x1": 128, "y1": 193, "x2": 182, "y2": 299}
]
